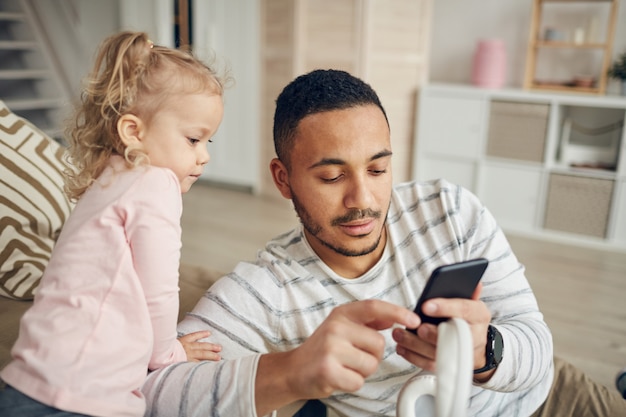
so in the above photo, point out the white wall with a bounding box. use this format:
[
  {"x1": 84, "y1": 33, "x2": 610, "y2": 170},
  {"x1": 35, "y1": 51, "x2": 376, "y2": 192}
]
[
  {"x1": 191, "y1": 0, "x2": 260, "y2": 192},
  {"x1": 37, "y1": 0, "x2": 626, "y2": 189},
  {"x1": 40, "y1": 0, "x2": 626, "y2": 105},
  {"x1": 120, "y1": 0, "x2": 260, "y2": 191},
  {"x1": 118, "y1": 0, "x2": 173, "y2": 47},
  {"x1": 31, "y1": 0, "x2": 120, "y2": 98},
  {"x1": 429, "y1": 0, "x2": 626, "y2": 95},
  {"x1": 118, "y1": 0, "x2": 261, "y2": 191},
  {"x1": 37, "y1": 0, "x2": 261, "y2": 191}
]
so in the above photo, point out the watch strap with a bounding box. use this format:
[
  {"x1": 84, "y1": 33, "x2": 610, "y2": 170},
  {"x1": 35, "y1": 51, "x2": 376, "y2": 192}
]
[{"x1": 473, "y1": 324, "x2": 503, "y2": 374}]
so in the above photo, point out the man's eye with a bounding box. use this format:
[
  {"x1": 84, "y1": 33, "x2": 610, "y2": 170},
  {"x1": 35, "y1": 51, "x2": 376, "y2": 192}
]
[
  {"x1": 370, "y1": 169, "x2": 387, "y2": 176},
  {"x1": 321, "y1": 175, "x2": 342, "y2": 183}
]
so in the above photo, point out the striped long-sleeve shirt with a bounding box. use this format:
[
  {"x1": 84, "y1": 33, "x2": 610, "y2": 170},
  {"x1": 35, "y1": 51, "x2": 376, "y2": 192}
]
[{"x1": 142, "y1": 179, "x2": 554, "y2": 417}]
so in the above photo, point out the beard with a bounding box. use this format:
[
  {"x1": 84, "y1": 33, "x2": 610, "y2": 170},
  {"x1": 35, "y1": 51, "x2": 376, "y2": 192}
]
[{"x1": 290, "y1": 189, "x2": 386, "y2": 257}]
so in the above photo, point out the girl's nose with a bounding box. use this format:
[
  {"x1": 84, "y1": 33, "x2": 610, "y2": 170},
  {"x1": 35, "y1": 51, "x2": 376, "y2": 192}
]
[{"x1": 199, "y1": 145, "x2": 210, "y2": 165}]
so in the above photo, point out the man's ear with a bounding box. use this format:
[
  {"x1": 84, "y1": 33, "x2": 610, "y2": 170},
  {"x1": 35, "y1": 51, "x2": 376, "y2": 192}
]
[
  {"x1": 269, "y1": 158, "x2": 292, "y2": 199},
  {"x1": 117, "y1": 114, "x2": 144, "y2": 148}
]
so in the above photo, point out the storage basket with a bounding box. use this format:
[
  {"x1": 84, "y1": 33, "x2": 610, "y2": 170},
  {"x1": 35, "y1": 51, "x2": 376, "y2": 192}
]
[
  {"x1": 486, "y1": 100, "x2": 549, "y2": 163},
  {"x1": 543, "y1": 173, "x2": 614, "y2": 238}
]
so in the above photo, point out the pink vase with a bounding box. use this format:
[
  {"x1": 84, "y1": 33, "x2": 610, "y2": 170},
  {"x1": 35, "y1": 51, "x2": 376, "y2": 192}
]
[{"x1": 471, "y1": 39, "x2": 506, "y2": 88}]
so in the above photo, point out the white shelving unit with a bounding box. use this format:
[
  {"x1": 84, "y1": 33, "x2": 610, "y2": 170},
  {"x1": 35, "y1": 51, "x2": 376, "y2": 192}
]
[{"x1": 413, "y1": 83, "x2": 626, "y2": 251}]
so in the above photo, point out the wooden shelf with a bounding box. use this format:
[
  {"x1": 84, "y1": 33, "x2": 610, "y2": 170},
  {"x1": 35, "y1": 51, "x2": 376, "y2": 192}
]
[
  {"x1": 535, "y1": 41, "x2": 609, "y2": 49},
  {"x1": 529, "y1": 83, "x2": 601, "y2": 94},
  {"x1": 523, "y1": 0, "x2": 619, "y2": 95}
]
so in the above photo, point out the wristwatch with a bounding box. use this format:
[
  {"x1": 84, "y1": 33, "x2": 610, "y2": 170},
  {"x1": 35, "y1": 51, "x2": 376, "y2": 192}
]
[{"x1": 473, "y1": 324, "x2": 504, "y2": 374}]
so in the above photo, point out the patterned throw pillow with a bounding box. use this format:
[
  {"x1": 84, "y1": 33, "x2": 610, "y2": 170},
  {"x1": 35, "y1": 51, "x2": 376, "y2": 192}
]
[{"x1": 0, "y1": 101, "x2": 73, "y2": 300}]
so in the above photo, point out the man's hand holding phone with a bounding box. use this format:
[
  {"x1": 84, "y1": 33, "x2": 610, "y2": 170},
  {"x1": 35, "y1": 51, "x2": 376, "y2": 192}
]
[
  {"x1": 408, "y1": 258, "x2": 488, "y2": 330},
  {"x1": 393, "y1": 258, "x2": 492, "y2": 373}
]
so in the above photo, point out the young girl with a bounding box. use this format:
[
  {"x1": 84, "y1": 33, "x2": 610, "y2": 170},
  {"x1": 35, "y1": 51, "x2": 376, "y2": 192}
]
[{"x1": 0, "y1": 31, "x2": 225, "y2": 416}]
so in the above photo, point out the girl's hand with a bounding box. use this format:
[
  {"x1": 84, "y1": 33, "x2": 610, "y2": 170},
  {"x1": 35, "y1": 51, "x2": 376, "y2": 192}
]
[{"x1": 178, "y1": 330, "x2": 222, "y2": 362}]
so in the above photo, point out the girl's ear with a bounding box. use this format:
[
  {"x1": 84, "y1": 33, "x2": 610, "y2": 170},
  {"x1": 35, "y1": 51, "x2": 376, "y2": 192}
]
[
  {"x1": 269, "y1": 158, "x2": 292, "y2": 199},
  {"x1": 117, "y1": 114, "x2": 144, "y2": 148}
]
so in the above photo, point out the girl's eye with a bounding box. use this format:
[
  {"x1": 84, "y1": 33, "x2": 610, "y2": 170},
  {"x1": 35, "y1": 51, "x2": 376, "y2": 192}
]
[{"x1": 187, "y1": 137, "x2": 200, "y2": 145}]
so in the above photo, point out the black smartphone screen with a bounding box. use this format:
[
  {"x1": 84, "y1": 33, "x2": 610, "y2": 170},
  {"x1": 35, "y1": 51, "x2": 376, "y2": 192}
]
[{"x1": 408, "y1": 258, "x2": 488, "y2": 331}]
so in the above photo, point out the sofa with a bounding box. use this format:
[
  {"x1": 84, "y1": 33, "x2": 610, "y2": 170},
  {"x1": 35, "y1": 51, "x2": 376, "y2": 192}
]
[{"x1": 0, "y1": 99, "x2": 223, "y2": 371}]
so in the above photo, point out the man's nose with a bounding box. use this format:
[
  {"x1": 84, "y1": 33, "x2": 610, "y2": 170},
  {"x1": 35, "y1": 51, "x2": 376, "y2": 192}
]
[{"x1": 344, "y1": 175, "x2": 374, "y2": 209}]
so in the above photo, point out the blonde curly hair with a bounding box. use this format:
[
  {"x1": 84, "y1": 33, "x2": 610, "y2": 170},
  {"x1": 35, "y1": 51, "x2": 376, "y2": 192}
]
[{"x1": 64, "y1": 31, "x2": 225, "y2": 201}]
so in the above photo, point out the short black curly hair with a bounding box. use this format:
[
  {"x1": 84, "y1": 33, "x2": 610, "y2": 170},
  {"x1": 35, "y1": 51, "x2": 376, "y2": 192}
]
[{"x1": 273, "y1": 69, "x2": 388, "y2": 169}]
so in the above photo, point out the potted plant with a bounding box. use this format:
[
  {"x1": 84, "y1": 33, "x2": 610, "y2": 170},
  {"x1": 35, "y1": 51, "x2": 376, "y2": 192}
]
[{"x1": 608, "y1": 52, "x2": 626, "y2": 95}]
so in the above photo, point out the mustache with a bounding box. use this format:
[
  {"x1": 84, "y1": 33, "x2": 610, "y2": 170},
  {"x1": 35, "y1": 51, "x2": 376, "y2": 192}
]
[{"x1": 331, "y1": 208, "x2": 381, "y2": 226}]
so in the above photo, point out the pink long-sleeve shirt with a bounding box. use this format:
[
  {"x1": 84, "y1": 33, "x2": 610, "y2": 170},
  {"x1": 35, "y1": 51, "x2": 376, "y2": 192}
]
[{"x1": 1, "y1": 156, "x2": 187, "y2": 416}]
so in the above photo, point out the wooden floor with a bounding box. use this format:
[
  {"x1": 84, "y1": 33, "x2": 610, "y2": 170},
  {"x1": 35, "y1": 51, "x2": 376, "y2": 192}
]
[{"x1": 181, "y1": 181, "x2": 626, "y2": 391}]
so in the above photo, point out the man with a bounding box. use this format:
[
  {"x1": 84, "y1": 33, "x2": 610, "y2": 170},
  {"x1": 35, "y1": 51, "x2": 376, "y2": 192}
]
[{"x1": 142, "y1": 69, "x2": 625, "y2": 416}]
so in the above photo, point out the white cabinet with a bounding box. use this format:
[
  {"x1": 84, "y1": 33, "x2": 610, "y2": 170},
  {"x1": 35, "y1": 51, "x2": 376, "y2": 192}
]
[
  {"x1": 413, "y1": 92, "x2": 486, "y2": 192},
  {"x1": 413, "y1": 83, "x2": 626, "y2": 251},
  {"x1": 479, "y1": 163, "x2": 544, "y2": 232},
  {"x1": 417, "y1": 94, "x2": 486, "y2": 159}
]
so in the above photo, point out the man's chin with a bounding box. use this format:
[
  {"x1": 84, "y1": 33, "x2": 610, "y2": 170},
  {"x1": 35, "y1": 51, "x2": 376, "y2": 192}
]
[{"x1": 322, "y1": 236, "x2": 382, "y2": 258}]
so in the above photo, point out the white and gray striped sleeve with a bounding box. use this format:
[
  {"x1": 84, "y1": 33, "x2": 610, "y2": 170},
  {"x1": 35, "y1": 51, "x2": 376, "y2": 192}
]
[
  {"x1": 142, "y1": 264, "x2": 285, "y2": 417},
  {"x1": 456, "y1": 185, "x2": 554, "y2": 392},
  {"x1": 142, "y1": 353, "x2": 264, "y2": 417}
]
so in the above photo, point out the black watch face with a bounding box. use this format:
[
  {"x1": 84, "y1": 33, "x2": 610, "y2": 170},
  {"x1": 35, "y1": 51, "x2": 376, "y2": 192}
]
[{"x1": 492, "y1": 326, "x2": 504, "y2": 364}]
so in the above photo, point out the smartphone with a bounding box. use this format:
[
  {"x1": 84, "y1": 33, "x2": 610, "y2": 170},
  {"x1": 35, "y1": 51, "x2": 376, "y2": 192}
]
[{"x1": 408, "y1": 258, "x2": 489, "y2": 331}]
